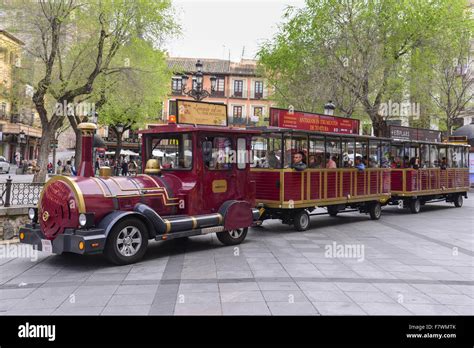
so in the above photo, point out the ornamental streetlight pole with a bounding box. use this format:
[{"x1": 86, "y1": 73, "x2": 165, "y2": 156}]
[
  {"x1": 180, "y1": 60, "x2": 217, "y2": 101},
  {"x1": 324, "y1": 100, "x2": 336, "y2": 116}
]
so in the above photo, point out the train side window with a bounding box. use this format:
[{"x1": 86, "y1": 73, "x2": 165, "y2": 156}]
[
  {"x1": 420, "y1": 144, "x2": 430, "y2": 169},
  {"x1": 355, "y1": 139, "x2": 368, "y2": 167},
  {"x1": 309, "y1": 136, "x2": 325, "y2": 168},
  {"x1": 439, "y1": 147, "x2": 448, "y2": 168},
  {"x1": 251, "y1": 133, "x2": 282, "y2": 169},
  {"x1": 203, "y1": 136, "x2": 233, "y2": 170},
  {"x1": 390, "y1": 144, "x2": 404, "y2": 168},
  {"x1": 326, "y1": 137, "x2": 341, "y2": 168},
  {"x1": 381, "y1": 141, "x2": 391, "y2": 168},
  {"x1": 404, "y1": 144, "x2": 418, "y2": 168},
  {"x1": 368, "y1": 140, "x2": 381, "y2": 168},
  {"x1": 150, "y1": 133, "x2": 193, "y2": 170},
  {"x1": 451, "y1": 146, "x2": 462, "y2": 168},
  {"x1": 429, "y1": 145, "x2": 438, "y2": 167},
  {"x1": 342, "y1": 138, "x2": 355, "y2": 168},
  {"x1": 237, "y1": 138, "x2": 247, "y2": 170},
  {"x1": 283, "y1": 133, "x2": 308, "y2": 168},
  {"x1": 463, "y1": 147, "x2": 469, "y2": 168}
]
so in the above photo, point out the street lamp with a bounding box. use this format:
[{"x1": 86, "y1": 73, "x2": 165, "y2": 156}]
[
  {"x1": 18, "y1": 130, "x2": 26, "y2": 162},
  {"x1": 116, "y1": 123, "x2": 124, "y2": 134},
  {"x1": 18, "y1": 130, "x2": 26, "y2": 144},
  {"x1": 324, "y1": 101, "x2": 336, "y2": 116},
  {"x1": 181, "y1": 60, "x2": 217, "y2": 101}
]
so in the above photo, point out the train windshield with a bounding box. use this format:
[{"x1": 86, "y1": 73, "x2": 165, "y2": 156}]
[{"x1": 147, "y1": 133, "x2": 193, "y2": 170}]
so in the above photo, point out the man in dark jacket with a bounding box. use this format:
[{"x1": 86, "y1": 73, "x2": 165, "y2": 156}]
[
  {"x1": 291, "y1": 151, "x2": 307, "y2": 171},
  {"x1": 121, "y1": 160, "x2": 128, "y2": 176}
]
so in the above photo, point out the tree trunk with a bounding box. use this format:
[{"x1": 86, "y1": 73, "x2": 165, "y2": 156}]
[
  {"x1": 33, "y1": 126, "x2": 53, "y2": 183},
  {"x1": 52, "y1": 138, "x2": 57, "y2": 174},
  {"x1": 371, "y1": 113, "x2": 388, "y2": 138},
  {"x1": 74, "y1": 128, "x2": 82, "y2": 171}
]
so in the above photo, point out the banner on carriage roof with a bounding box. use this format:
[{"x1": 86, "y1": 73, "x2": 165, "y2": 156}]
[
  {"x1": 389, "y1": 125, "x2": 441, "y2": 143},
  {"x1": 175, "y1": 100, "x2": 228, "y2": 126},
  {"x1": 269, "y1": 108, "x2": 360, "y2": 134}
]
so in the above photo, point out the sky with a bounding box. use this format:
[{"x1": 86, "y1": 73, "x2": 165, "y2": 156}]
[{"x1": 164, "y1": 0, "x2": 306, "y2": 62}]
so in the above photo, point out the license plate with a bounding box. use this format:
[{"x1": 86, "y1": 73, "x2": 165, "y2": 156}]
[{"x1": 41, "y1": 239, "x2": 52, "y2": 254}]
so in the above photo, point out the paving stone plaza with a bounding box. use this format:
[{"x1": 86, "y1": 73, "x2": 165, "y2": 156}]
[{"x1": 0, "y1": 197, "x2": 472, "y2": 316}]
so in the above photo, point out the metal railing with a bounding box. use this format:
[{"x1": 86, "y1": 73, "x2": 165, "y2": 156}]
[{"x1": 0, "y1": 178, "x2": 44, "y2": 207}]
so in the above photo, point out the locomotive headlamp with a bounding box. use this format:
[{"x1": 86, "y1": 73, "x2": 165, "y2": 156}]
[
  {"x1": 28, "y1": 208, "x2": 38, "y2": 223},
  {"x1": 78, "y1": 213, "x2": 95, "y2": 229}
]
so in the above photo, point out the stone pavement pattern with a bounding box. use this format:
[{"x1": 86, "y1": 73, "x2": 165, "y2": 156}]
[{"x1": 0, "y1": 198, "x2": 473, "y2": 315}]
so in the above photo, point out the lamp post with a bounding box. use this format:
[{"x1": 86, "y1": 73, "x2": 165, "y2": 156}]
[
  {"x1": 324, "y1": 101, "x2": 336, "y2": 116},
  {"x1": 114, "y1": 123, "x2": 124, "y2": 175},
  {"x1": 180, "y1": 60, "x2": 217, "y2": 101},
  {"x1": 18, "y1": 130, "x2": 26, "y2": 161}
]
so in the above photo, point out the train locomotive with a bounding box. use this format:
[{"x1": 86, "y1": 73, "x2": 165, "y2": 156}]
[{"x1": 19, "y1": 118, "x2": 260, "y2": 265}]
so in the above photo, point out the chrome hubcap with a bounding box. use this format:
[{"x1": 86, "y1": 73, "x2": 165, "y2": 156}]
[
  {"x1": 117, "y1": 226, "x2": 142, "y2": 257},
  {"x1": 375, "y1": 204, "x2": 381, "y2": 217},
  {"x1": 229, "y1": 229, "x2": 243, "y2": 239},
  {"x1": 300, "y1": 214, "x2": 309, "y2": 228}
]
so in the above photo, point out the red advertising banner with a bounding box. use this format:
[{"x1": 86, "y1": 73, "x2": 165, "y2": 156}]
[{"x1": 269, "y1": 108, "x2": 359, "y2": 134}]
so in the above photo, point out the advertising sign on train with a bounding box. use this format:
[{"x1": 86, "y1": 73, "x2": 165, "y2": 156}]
[
  {"x1": 389, "y1": 125, "x2": 441, "y2": 143},
  {"x1": 176, "y1": 99, "x2": 228, "y2": 126},
  {"x1": 269, "y1": 108, "x2": 360, "y2": 134}
]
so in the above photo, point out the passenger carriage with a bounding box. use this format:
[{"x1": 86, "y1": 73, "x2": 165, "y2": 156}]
[
  {"x1": 387, "y1": 126, "x2": 469, "y2": 213},
  {"x1": 250, "y1": 108, "x2": 391, "y2": 231}
]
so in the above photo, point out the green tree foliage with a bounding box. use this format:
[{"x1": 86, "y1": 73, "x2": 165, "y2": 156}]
[
  {"x1": 2, "y1": 0, "x2": 178, "y2": 182},
  {"x1": 93, "y1": 37, "x2": 171, "y2": 164},
  {"x1": 258, "y1": 0, "x2": 472, "y2": 136}
]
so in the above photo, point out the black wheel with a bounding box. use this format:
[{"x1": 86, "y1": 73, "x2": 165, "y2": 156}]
[
  {"x1": 293, "y1": 210, "x2": 310, "y2": 231},
  {"x1": 327, "y1": 205, "x2": 339, "y2": 217},
  {"x1": 409, "y1": 198, "x2": 421, "y2": 214},
  {"x1": 454, "y1": 194, "x2": 463, "y2": 208},
  {"x1": 369, "y1": 202, "x2": 382, "y2": 220},
  {"x1": 104, "y1": 218, "x2": 148, "y2": 265},
  {"x1": 216, "y1": 228, "x2": 248, "y2": 245}
]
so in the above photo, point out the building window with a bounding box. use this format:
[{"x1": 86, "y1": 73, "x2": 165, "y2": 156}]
[
  {"x1": 233, "y1": 80, "x2": 243, "y2": 97},
  {"x1": 233, "y1": 106, "x2": 243, "y2": 118},
  {"x1": 213, "y1": 76, "x2": 225, "y2": 97},
  {"x1": 253, "y1": 107, "x2": 263, "y2": 117},
  {"x1": 171, "y1": 78, "x2": 182, "y2": 94},
  {"x1": 254, "y1": 81, "x2": 263, "y2": 99}
]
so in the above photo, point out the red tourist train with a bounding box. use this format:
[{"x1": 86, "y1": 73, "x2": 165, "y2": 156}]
[{"x1": 19, "y1": 101, "x2": 469, "y2": 264}]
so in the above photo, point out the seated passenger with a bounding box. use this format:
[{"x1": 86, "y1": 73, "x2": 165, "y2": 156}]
[
  {"x1": 410, "y1": 157, "x2": 420, "y2": 170},
  {"x1": 354, "y1": 156, "x2": 365, "y2": 171},
  {"x1": 403, "y1": 155, "x2": 410, "y2": 168},
  {"x1": 368, "y1": 157, "x2": 378, "y2": 168},
  {"x1": 308, "y1": 155, "x2": 321, "y2": 168},
  {"x1": 440, "y1": 157, "x2": 448, "y2": 170},
  {"x1": 391, "y1": 156, "x2": 402, "y2": 168},
  {"x1": 325, "y1": 154, "x2": 337, "y2": 169},
  {"x1": 266, "y1": 151, "x2": 281, "y2": 169},
  {"x1": 291, "y1": 151, "x2": 307, "y2": 171}
]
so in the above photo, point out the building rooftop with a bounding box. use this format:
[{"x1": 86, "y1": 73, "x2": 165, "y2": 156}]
[
  {"x1": 0, "y1": 29, "x2": 25, "y2": 46},
  {"x1": 167, "y1": 57, "x2": 259, "y2": 76}
]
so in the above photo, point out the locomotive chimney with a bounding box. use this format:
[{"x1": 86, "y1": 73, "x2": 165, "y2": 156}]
[{"x1": 77, "y1": 122, "x2": 97, "y2": 177}]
